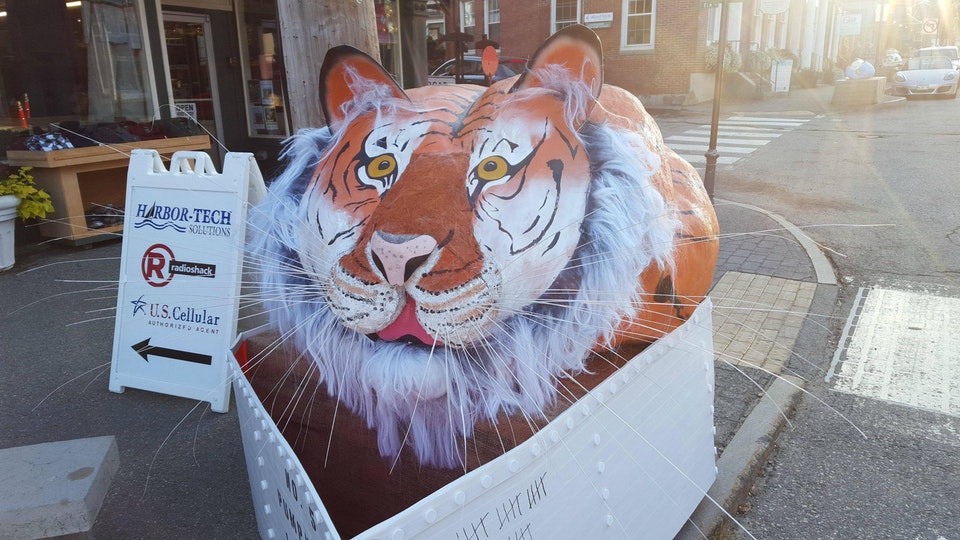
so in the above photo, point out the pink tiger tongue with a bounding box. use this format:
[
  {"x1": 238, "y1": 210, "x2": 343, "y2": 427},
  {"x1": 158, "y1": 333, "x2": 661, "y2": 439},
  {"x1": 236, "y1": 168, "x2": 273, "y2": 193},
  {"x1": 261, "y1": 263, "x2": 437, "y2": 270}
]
[{"x1": 378, "y1": 296, "x2": 443, "y2": 346}]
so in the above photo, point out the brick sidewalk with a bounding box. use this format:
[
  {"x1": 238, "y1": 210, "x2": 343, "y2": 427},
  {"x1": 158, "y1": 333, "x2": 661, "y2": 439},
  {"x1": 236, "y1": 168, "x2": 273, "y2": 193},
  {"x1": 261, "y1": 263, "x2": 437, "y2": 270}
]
[{"x1": 708, "y1": 200, "x2": 822, "y2": 454}]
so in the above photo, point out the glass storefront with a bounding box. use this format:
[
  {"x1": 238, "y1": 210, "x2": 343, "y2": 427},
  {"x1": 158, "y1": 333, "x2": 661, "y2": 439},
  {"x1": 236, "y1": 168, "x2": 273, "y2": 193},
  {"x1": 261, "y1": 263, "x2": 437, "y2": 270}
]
[
  {"x1": 0, "y1": 0, "x2": 157, "y2": 144},
  {"x1": 239, "y1": 0, "x2": 289, "y2": 138},
  {"x1": 0, "y1": 0, "x2": 422, "y2": 158},
  {"x1": 163, "y1": 13, "x2": 221, "y2": 142},
  {"x1": 376, "y1": 0, "x2": 402, "y2": 83}
]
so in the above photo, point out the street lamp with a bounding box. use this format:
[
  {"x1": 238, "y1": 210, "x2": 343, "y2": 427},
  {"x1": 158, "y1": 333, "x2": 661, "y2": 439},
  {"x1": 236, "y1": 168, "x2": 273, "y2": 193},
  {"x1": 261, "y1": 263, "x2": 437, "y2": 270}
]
[{"x1": 702, "y1": 0, "x2": 740, "y2": 200}]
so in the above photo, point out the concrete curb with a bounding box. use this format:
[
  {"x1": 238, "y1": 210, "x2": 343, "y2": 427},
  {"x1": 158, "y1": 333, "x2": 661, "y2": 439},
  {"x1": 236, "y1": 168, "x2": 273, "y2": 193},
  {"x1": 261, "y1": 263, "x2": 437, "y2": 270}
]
[
  {"x1": 674, "y1": 200, "x2": 838, "y2": 538},
  {"x1": 677, "y1": 375, "x2": 805, "y2": 539},
  {"x1": 715, "y1": 198, "x2": 837, "y2": 286}
]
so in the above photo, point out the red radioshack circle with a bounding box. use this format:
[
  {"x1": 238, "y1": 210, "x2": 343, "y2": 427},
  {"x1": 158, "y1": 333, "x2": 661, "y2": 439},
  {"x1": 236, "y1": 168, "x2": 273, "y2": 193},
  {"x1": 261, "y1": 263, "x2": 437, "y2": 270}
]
[{"x1": 142, "y1": 243, "x2": 175, "y2": 287}]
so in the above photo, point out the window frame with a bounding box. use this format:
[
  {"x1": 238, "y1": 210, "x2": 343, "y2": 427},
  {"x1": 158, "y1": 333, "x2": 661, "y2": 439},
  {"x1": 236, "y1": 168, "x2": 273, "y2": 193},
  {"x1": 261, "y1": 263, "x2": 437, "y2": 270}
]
[
  {"x1": 551, "y1": 0, "x2": 582, "y2": 34},
  {"x1": 460, "y1": 0, "x2": 475, "y2": 35},
  {"x1": 484, "y1": 0, "x2": 501, "y2": 46},
  {"x1": 620, "y1": 0, "x2": 657, "y2": 52}
]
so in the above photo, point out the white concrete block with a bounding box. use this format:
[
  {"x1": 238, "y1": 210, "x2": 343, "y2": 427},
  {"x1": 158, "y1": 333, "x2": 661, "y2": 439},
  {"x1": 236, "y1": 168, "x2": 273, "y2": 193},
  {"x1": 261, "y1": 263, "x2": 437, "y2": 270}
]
[{"x1": 0, "y1": 436, "x2": 119, "y2": 539}]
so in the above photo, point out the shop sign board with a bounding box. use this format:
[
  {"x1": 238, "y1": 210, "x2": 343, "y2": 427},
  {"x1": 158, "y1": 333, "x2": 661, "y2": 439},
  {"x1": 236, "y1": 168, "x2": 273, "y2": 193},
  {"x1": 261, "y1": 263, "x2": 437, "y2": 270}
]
[
  {"x1": 770, "y1": 59, "x2": 793, "y2": 92},
  {"x1": 839, "y1": 13, "x2": 862, "y2": 36},
  {"x1": 428, "y1": 76, "x2": 455, "y2": 85},
  {"x1": 174, "y1": 102, "x2": 197, "y2": 118},
  {"x1": 760, "y1": 0, "x2": 789, "y2": 14},
  {"x1": 584, "y1": 12, "x2": 613, "y2": 28},
  {"x1": 110, "y1": 150, "x2": 265, "y2": 412}
]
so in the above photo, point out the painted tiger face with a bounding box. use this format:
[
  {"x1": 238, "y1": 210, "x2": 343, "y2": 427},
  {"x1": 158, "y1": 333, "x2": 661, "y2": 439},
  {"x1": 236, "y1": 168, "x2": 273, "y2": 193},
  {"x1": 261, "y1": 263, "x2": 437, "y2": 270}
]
[
  {"x1": 248, "y1": 26, "x2": 709, "y2": 467},
  {"x1": 299, "y1": 84, "x2": 592, "y2": 348}
]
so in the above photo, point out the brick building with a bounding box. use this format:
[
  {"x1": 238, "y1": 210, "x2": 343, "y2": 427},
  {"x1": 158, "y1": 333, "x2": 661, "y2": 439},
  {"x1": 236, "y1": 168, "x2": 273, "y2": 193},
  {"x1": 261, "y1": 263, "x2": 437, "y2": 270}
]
[
  {"x1": 436, "y1": 0, "x2": 851, "y2": 105},
  {"x1": 500, "y1": 1, "x2": 710, "y2": 100}
]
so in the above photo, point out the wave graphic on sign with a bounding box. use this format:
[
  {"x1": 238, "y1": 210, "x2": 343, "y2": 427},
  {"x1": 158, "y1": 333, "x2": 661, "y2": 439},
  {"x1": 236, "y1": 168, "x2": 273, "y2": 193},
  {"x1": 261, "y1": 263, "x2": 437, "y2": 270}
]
[{"x1": 133, "y1": 220, "x2": 188, "y2": 233}]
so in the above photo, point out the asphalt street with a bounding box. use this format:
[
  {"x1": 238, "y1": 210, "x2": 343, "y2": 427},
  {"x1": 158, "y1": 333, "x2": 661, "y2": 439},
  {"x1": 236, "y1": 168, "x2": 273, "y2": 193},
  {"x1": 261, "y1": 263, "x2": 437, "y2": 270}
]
[{"x1": 690, "y1": 89, "x2": 960, "y2": 539}]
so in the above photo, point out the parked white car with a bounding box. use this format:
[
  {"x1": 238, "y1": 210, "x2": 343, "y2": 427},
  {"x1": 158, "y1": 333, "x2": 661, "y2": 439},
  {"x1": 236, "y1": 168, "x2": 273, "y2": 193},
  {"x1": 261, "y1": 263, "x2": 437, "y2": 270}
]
[
  {"x1": 893, "y1": 56, "x2": 959, "y2": 98},
  {"x1": 914, "y1": 46, "x2": 960, "y2": 70},
  {"x1": 428, "y1": 55, "x2": 526, "y2": 86}
]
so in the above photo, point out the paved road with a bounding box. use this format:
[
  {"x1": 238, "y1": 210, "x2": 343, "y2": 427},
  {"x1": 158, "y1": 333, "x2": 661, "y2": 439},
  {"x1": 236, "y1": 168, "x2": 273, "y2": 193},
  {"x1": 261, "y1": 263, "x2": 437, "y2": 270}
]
[
  {"x1": 663, "y1": 115, "x2": 815, "y2": 169},
  {"x1": 0, "y1": 243, "x2": 260, "y2": 539},
  {"x1": 695, "y1": 96, "x2": 960, "y2": 539}
]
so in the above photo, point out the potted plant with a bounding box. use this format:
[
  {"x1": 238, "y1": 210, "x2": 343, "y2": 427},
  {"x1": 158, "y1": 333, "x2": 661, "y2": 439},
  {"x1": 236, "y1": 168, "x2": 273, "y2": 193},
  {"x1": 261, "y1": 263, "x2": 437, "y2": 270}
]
[{"x1": 0, "y1": 166, "x2": 54, "y2": 271}]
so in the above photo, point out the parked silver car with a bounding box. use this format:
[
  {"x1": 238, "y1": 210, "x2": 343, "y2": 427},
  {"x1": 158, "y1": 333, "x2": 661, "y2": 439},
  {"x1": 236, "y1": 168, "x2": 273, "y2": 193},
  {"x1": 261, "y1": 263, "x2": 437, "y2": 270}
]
[{"x1": 893, "y1": 56, "x2": 959, "y2": 98}]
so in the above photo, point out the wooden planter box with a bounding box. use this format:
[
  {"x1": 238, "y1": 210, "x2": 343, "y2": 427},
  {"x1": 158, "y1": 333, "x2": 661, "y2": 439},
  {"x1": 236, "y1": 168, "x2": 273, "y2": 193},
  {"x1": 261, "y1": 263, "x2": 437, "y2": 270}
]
[
  {"x1": 229, "y1": 301, "x2": 717, "y2": 539},
  {"x1": 7, "y1": 136, "x2": 211, "y2": 245}
]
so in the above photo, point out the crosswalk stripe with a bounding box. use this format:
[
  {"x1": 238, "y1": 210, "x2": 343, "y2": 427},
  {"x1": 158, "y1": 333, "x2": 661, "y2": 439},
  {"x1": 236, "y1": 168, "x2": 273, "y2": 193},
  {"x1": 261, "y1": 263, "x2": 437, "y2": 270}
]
[
  {"x1": 663, "y1": 114, "x2": 812, "y2": 169},
  {"x1": 727, "y1": 116, "x2": 813, "y2": 123},
  {"x1": 681, "y1": 154, "x2": 739, "y2": 164},
  {"x1": 667, "y1": 135, "x2": 771, "y2": 146},
  {"x1": 668, "y1": 143, "x2": 756, "y2": 154},
  {"x1": 710, "y1": 124, "x2": 785, "y2": 131},
  {"x1": 719, "y1": 120, "x2": 804, "y2": 127},
  {"x1": 684, "y1": 130, "x2": 782, "y2": 139}
]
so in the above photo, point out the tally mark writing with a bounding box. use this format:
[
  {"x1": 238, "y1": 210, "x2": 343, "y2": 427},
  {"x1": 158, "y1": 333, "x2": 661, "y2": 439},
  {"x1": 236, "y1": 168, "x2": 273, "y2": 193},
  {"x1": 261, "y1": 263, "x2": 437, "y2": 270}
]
[{"x1": 454, "y1": 472, "x2": 548, "y2": 540}]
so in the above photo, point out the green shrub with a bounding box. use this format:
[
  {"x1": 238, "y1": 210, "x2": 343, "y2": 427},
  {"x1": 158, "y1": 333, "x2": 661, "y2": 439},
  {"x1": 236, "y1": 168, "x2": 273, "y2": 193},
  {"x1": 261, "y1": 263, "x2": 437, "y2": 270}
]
[
  {"x1": 0, "y1": 166, "x2": 54, "y2": 220},
  {"x1": 705, "y1": 42, "x2": 743, "y2": 72}
]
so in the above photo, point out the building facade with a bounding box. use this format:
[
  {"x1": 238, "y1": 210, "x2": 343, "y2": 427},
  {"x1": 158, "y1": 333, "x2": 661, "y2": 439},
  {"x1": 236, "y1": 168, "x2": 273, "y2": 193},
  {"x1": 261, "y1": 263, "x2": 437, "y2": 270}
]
[
  {"x1": 2, "y1": 0, "x2": 953, "y2": 174},
  {"x1": 0, "y1": 0, "x2": 426, "y2": 170},
  {"x1": 446, "y1": 0, "x2": 951, "y2": 103}
]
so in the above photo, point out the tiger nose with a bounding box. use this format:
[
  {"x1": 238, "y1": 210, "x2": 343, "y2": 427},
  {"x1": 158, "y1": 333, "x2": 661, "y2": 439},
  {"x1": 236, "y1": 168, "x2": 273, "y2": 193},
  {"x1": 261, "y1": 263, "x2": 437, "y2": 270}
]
[{"x1": 369, "y1": 232, "x2": 438, "y2": 286}]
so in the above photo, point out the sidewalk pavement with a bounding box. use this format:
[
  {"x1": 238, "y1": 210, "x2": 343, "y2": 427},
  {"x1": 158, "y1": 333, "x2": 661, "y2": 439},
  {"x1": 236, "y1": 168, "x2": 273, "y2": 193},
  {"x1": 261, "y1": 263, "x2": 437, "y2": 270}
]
[
  {"x1": 651, "y1": 80, "x2": 904, "y2": 117},
  {"x1": 0, "y1": 84, "x2": 868, "y2": 539}
]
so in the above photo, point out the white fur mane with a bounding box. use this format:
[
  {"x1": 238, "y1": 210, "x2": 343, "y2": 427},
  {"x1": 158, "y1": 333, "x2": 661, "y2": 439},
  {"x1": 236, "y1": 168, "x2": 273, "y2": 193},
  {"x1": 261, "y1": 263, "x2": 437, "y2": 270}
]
[{"x1": 247, "y1": 77, "x2": 677, "y2": 468}]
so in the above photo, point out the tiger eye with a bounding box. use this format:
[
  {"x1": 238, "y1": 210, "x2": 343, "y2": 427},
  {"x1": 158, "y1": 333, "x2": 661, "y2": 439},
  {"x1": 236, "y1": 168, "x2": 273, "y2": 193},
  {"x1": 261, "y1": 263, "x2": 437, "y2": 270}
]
[
  {"x1": 477, "y1": 156, "x2": 509, "y2": 181},
  {"x1": 367, "y1": 154, "x2": 397, "y2": 178}
]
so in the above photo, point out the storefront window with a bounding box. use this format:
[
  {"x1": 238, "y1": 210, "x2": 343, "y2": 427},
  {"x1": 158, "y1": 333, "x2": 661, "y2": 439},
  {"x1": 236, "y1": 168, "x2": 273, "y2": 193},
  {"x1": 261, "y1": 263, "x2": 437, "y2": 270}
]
[
  {"x1": 0, "y1": 0, "x2": 156, "y2": 144},
  {"x1": 240, "y1": 0, "x2": 290, "y2": 138},
  {"x1": 376, "y1": 0, "x2": 402, "y2": 84}
]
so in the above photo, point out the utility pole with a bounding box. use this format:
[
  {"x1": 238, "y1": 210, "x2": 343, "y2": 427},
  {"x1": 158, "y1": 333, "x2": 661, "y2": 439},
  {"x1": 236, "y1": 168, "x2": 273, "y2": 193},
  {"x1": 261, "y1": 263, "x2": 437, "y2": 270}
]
[{"x1": 277, "y1": 0, "x2": 380, "y2": 130}]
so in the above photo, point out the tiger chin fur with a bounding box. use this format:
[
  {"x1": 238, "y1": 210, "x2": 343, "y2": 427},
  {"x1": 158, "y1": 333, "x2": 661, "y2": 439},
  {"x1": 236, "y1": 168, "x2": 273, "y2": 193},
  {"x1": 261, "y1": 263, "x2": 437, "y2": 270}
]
[{"x1": 247, "y1": 25, "x2": 716, "y2": 468}]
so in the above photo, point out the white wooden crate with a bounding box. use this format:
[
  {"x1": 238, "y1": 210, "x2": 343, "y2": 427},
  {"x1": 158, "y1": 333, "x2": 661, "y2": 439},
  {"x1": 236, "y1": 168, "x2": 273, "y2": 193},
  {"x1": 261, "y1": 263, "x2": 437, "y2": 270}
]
[{"x1": 230, "y1": 300, "x2": 716, "y2": 539}]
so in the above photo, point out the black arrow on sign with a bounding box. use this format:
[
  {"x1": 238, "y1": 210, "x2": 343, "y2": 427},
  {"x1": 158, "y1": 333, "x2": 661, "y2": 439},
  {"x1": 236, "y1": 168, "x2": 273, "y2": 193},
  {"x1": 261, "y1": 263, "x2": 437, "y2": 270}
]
[{"x1": 132, "y1": 338, "x2": 212, "y2": 365}]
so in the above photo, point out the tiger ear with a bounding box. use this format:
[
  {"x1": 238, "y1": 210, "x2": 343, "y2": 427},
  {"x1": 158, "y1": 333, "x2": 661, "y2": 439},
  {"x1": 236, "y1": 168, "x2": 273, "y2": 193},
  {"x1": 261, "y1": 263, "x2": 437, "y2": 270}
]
[
  {"x1": 510, "y1": 24, "x2": 603, "y2": 102},
  {"x1": 319, "y1": 46, "x2": 409, "y2": 131}
]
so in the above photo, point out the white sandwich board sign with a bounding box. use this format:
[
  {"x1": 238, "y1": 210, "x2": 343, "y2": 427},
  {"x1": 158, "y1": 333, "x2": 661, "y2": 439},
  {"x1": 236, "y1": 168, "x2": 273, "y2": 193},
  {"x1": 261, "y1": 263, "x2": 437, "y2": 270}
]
[{"x1": 110, "y1": 150, "x2": 265, "y2": 412}]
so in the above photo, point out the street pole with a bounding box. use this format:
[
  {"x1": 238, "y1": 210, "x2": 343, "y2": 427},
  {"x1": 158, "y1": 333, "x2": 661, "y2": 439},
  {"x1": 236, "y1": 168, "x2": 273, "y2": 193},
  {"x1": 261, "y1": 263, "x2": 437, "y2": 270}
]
[
  {"x1": 703, "y1": 1, "x2": 730, "y2": 200},
  {"x1": 276, "y1": 0, "x2": 378, "y2": 131}
]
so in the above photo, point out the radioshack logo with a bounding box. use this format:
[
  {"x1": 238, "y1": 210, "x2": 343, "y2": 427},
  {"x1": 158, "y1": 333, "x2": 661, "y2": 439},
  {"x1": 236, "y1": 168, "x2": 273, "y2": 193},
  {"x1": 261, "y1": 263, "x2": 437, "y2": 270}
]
[
  {"x1": 141, "y1": 243, "x2": 216, "y2": 287},
  {"x1": 133, "y1": 202, "x2": 233, "y2": 237}
]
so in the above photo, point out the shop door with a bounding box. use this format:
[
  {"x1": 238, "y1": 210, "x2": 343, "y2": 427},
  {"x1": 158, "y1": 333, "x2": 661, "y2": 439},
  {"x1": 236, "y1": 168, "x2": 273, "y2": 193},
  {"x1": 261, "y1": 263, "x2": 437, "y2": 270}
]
[{"x1": 162, "y1": 12, "x2": 224, "y2": 162}]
